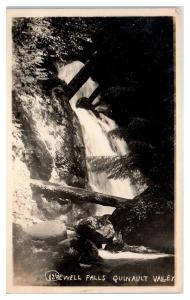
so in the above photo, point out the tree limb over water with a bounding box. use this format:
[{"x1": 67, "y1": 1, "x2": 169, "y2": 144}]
[{"x1": 30, "y1": 179, "x2": 135, "y2": 208}]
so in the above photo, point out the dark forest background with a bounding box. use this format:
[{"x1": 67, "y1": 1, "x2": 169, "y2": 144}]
[{"x1": 12, "y1": 17, "x2": 174, "y2": 196}]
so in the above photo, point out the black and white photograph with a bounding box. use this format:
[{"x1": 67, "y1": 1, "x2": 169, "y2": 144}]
[{"x1": 7, "y1": 8, "x2": 182, "y2": 293}]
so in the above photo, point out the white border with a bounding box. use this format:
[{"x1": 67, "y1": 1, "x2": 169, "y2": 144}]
[{"x1": 6, "y1": 5, "x2": 182, "y2": 294}]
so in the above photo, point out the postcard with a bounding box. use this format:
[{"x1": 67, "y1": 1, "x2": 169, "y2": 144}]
[{"x1": 7, "y1": 7, "x2": 182, "y2": 293}]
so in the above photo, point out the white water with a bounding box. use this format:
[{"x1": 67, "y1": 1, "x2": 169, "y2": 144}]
[{"x1": 59, "y1": 61, "x2": 135, "y2": 216}]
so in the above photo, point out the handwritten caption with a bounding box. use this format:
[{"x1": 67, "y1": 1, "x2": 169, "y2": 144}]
[{"x1": 45, "y1": 270, "x2": 175, "y2": 284}]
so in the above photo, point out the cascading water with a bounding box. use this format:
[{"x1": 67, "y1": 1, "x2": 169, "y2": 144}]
[{"x1": 59, "y1": 61, "x2": 135, "y2": 216}]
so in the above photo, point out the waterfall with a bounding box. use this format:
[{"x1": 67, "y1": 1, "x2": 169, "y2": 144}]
[{"x1": 58, "y1": 61, "x2": 135, "y2": 216}]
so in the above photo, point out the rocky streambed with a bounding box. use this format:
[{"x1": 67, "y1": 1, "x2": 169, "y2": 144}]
[{"x1": 13, "y1": 215, "x2": 174, "y2": 287}]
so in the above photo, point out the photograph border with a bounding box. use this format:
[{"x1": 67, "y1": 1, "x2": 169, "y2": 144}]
[{"x1": 6, "y1": 7, "x2": 183, "y2": 294}]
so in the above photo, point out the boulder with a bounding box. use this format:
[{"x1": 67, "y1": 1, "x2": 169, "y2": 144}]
[
  {"x1": 25, "y1": 220, "x2": 67, "y2": 244},
  {"x1": 76, "y1": 215, "x2": 115, "y2": 248},
  {"x1": 55, "y1": 237, "x2": 78, "y2": 254},
  {"x1": 109, "y1": 185, "x2": 174, "y2": 253}
]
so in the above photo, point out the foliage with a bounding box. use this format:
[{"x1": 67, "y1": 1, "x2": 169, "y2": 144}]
[
  {"x1": 88, "y1": 141, "x2": 158, "y2": 185},
  {"x1": 12, "y1": 18, "x2": 54, "y2": 95},
  {"x1": 109, "y1": 185, "x2": 174, "y2": 252},
  {"x1": 12, "y1": 17, "x2": 105, "y2": 96}
]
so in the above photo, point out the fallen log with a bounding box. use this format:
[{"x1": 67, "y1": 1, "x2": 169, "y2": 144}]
[{"x1": 30, "y1": 179, "x2": 135, "y2": 208}]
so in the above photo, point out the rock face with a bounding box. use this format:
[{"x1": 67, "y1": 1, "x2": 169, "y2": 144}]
[
  {"x1": 13, "y1": 90, "x2": 87, "y2": 186},
  {"x1": 12, "y1": 89, "x2": 88, "y2": 228},
  {"x1": 12, "y1": 124, "x2": 42, "y2": 228},
  {"x1": 51, "y1": 87, "x2": 87, "y2": 187},
  {"x1": 25, "y1": 220, "x2": 67, "y2": 244},
  {"x1": 109, "y1": 185, "x2": 174, "y2": 253}
]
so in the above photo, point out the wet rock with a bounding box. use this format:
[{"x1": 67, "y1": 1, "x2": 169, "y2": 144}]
[
  {"x1": 54, "y1": 236, "x2": 102, "y2": 272},
  {"x1": 94, "y1": 102, "x2": 111, "y2": 116},
  {"x1": 76, "y1": 97, "x2": 94, "y2": 110},
  {"x1": 67, "y1": 229, "x2": 77, "y2": 239},
  {"x1": 76, "y1": 215, "x2": 115, "y2": 248},
  {"x1": 25, "y1": 220, "x2": 67, "y2": 245},
  {"x1": 105, "y1": 240, "x2": 157, "y2": 253}
]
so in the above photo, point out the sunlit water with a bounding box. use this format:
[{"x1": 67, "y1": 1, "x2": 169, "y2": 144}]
[{"x1": 59, "y1": 61, "x2": 135, "y2": 215}]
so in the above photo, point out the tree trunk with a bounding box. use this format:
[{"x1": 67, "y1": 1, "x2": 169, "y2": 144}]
[{"x1": 30, "y1": 179, "x2": 135, "y2": 208}]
